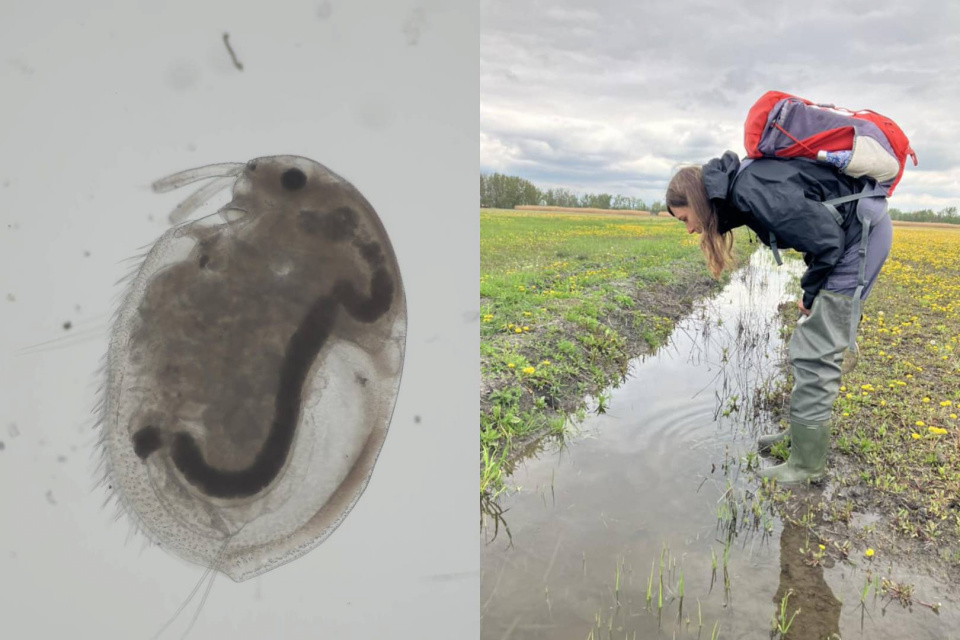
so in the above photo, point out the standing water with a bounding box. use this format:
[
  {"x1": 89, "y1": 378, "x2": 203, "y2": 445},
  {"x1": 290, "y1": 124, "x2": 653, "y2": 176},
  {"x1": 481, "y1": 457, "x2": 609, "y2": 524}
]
[{"x1": 481, "y1": 251, "x2": 956, "y2": 639}]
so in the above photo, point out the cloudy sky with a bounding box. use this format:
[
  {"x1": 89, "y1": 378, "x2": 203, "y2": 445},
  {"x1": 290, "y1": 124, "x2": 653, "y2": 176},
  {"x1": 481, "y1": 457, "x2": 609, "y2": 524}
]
[{"x1": 481, "y1": 0, "x2": 960, "y2": 211}]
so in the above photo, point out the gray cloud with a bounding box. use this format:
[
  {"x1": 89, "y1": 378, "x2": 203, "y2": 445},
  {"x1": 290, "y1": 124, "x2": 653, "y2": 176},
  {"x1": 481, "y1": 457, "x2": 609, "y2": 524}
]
[{"x1": 481, "y1": 0, "x2": 960, "y2": 209}]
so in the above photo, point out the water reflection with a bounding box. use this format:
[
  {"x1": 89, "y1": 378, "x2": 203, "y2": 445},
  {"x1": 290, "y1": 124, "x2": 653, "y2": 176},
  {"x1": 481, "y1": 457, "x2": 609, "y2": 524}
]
[{"x1": 775, "y1": 517, "x2": 842, "y2": 639}]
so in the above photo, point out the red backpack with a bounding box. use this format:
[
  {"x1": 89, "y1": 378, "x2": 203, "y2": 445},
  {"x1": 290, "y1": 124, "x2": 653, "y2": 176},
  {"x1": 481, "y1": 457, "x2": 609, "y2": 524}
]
[{"x1": 743, "y1": 91, "x2": 917, "y2": 195}]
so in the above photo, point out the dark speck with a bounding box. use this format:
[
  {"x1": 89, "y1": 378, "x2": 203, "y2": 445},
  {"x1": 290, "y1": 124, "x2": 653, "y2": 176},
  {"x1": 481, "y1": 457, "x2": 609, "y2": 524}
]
[
  {"x1": 0, "y1": 441, "x2": 5, "y2": 451},
  {"x1": 63, "y1": 321, "x2": 72, "y2": 331},
  {"x1": 355, "y1": 373, "x2": 368, "y2": 387},
  {"x1": 46, "y1": 490, "x2": 56, "y2": 505},
  {"x1": 414, "y1": 415, "x2": 421, "y2": 424},
  {"x1": 83, "y1": 251, "x2": 91, "y2": 257},
  {"x1": 281, "y1": 168, "x2": 307, "y2": 191},
  {"x1": 132, "y1": 425, "x2": 163, "y2": 460}
]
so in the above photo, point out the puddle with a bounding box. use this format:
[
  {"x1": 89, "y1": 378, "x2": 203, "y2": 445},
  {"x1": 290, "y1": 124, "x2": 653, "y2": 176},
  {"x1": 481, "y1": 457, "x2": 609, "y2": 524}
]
[{"x1": 481, "y1": 251, "x2": 956, "y2": 639}]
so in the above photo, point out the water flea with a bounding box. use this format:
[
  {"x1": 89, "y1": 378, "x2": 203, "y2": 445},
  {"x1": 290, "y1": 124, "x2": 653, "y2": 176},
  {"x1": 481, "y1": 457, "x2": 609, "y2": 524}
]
[{"x1": 98, "y1": 154, "x2": 406, "y2": 586}]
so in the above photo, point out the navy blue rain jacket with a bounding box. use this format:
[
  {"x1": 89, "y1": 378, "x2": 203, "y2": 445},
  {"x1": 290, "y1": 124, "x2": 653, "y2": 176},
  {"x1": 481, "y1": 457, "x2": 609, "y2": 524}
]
[{"x1": 702, "y1": 151, "x2": 870, "y2": 309}]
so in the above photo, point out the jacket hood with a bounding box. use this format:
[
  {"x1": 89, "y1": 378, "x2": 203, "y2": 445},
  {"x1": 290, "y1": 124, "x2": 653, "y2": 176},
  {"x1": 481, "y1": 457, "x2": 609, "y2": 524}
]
[
  {"x1": 701, "y1": 151, "x2": 743, "y2": 234},
  {"x1": 701, "y1": 151, "x2": 741, "y2": 200}
]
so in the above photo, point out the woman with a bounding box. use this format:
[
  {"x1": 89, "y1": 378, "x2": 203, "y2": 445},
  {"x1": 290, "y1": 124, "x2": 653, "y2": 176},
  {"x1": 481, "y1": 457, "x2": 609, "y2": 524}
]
[{"x1": 665, "y1": 151, "x2": 893, "y2": 483}]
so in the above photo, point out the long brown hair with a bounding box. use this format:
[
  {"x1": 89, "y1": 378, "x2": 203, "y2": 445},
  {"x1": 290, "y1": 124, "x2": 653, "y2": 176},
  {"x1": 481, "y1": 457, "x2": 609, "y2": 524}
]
[{"x1": 665, "y1": 166, "x2": 735, "y2": 278}]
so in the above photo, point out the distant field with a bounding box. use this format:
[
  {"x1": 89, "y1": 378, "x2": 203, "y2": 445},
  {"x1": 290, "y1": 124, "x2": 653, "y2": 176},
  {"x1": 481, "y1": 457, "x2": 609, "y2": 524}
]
[
  {"x1": 510, "y1": 205, "x2": 654, "y2": 216},
  {"x1": 890, "y1": 220, "x2": 960, "y2": 229},
  {"x1": 479, "y1": 208, "x2": 754, "y2": 495},
  {"x1": 508, "y1": 208, "x2": 960, "y2": 227}
]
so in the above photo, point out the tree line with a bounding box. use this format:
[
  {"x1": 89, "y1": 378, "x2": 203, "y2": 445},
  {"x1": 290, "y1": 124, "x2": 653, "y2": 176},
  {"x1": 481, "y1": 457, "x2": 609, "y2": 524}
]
[
  {"x1": 480, "y1": 172, "x2": 959, "y2": 225},
  {"x1": 479, "y1": 172, "x2": 663, "y2": 213},
  {"x1": 889, "y1": 206, "x2": 959, "y2": 225}
]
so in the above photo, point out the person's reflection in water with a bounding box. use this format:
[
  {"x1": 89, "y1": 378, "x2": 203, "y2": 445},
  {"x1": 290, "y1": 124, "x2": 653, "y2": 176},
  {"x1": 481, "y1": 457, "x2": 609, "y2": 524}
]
[{"x1": 774, "y1": 517, "x2": 842, "y2": 639}]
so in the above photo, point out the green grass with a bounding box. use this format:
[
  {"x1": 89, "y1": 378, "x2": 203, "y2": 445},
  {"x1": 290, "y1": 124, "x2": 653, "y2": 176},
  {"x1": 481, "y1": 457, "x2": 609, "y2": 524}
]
[{"x1": 480, "y1": 208, "x2": 754, "y2": 497}]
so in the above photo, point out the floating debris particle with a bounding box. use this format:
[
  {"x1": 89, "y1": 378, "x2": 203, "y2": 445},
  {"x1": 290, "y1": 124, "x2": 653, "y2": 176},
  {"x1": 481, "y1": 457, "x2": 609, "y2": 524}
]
[{"x1": 222, "y1": 33, "x2": 244, "y2": 71}]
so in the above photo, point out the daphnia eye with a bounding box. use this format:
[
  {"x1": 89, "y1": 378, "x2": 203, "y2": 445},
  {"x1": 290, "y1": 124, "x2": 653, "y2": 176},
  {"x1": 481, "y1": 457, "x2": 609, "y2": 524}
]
[{"x1": 281, "y1": 168, "x2": 307, "y2": 191}]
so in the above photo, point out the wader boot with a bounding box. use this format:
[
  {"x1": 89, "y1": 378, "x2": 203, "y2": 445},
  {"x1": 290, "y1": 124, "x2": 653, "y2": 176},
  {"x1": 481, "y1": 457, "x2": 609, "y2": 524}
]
[
  {"x1": 757, "y1": 325, "x2": 856, "y2": 457},
  {"x1": 759, "y1": 290, "x2": 853, "y2": 484}
]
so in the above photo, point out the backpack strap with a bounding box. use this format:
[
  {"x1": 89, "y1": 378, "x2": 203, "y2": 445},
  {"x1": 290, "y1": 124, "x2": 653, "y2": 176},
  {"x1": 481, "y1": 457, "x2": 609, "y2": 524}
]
[
  {"x1": 822, "y1": 184, "x2": 874, "y2": 353},
  {"x1": 768, "y1": 231, "x2": 783, "y2": 265}
]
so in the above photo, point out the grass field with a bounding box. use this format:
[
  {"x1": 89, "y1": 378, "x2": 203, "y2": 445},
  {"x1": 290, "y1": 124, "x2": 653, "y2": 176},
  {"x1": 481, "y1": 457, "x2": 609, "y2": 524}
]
[
  {"x1": 766, "y1": 225, "x2": 960, "y2": 569},
  {"x1": 479, "y1": 208, "x2": 754, "y2": 495}
]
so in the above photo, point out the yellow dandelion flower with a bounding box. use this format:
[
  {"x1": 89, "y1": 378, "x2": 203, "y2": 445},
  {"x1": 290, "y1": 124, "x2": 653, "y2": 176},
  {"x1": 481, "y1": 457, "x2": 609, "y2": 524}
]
[
  {"x1": 916, "y1": 420, "x2": 925, "y2": 427},
  {"x1": 514, "y1": 328, "x2": 522, "y2": 334},
  {"x1": 843, "y1": 412, "x2": 850, "y2": 417},
  {"x1": 941, "y1": 401, "x2": 953, "y2": 407},
  {"x1": 840, "y1": 386, "x2": 847, "y2": 392},
  {"x1": 922, "y1": 397, "x2": 930, "y2": 403},
  {"x1": 865, "y1": 548, "x2": 874, "y2": 558},
  {"x1": 522, "y1": 366, "x2": 536, "y2": 375},
  {"x1": 818, "y1": 544, "x2": 826, "y2": 551},
  {"x1": 911, "y1": 433, "x2": 921, "y2": 439},
  {"x1": 880, "y1": 400, "x2": 887, "y2": 406},
  {"x1": 929, "y1": 426, "x2": 948, "y2": 435},
  {"x1": 507, "y1": 363, "x2": 515, "y2": 368},
  {"x1": 540, "y1": 360, "x2": 551, "y2": 366}
]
